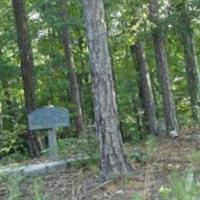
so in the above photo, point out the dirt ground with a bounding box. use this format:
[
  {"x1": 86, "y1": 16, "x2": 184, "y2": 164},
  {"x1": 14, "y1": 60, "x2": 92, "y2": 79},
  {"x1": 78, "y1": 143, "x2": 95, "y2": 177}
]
[{"x1": 0, "y1": 128, "x2": 200, "y2": 200}]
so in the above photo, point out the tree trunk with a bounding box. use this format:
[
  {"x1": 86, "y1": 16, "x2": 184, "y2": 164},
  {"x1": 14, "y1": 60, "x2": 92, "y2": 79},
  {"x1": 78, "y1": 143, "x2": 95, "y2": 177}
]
[
  {"x1": 77, "y1": 35, "x2": 94, "y2": 123},
  {"x1": 12, "y1": 0, "x2": 40, "y2": 157},
  {"x1": 149, "y1": 0, "x2": 179, "y2": 136},
  {"x1": 179, "y1": 4, "x2": 200, "y2": 121},
  {"x1": 59, "y1": 0, "x2": 85, "y2": 135},
  {"x1": 131, "y1": 41, "x2": 158, "y2": 135},
  {"x1": 82, "y1": 0, "x2": 132, "y2": 177},
  {"x1": 0, "y1": 98, "x2": 2, "y2": 132}
]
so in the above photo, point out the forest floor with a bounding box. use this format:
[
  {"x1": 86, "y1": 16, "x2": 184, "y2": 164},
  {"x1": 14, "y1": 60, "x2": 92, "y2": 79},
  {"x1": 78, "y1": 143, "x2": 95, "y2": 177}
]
[{"x1": 0, "y1": 128, "x2": 200, "y2": 200}]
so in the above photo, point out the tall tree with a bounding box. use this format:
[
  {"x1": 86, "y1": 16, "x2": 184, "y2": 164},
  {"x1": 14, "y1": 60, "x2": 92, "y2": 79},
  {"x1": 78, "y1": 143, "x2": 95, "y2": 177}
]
[
  {"x1": 0, "y1": 94, "x2": 2, "y2": 132},
  {"x1": 177, "y1": 1, "x2": 200, "y2": 121},
  {"x1": 82, "y1": 0, "x2": 132, "y2": 177},
  {"x1": 12, "y1": 0, "x2": 40, "y2": 157},
  {"x1": 59, "y1": 0, "x2": 85, "y2": 134},
  {"x1": 131, "y1": 40, "x2": 158, "y2": 135},
  {"x1": 149, "y1": 0, "x2": 179, "y2": 136}
]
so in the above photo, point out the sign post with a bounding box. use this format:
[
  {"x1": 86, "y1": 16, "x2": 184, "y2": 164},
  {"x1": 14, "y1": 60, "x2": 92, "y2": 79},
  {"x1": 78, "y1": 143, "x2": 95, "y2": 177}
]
[
  {"x1": 47, "y1": 128, "x2": 57, "y2": 159},
  {"x1": 28, "y1": 106, "x2": 70, "y2": 160}
]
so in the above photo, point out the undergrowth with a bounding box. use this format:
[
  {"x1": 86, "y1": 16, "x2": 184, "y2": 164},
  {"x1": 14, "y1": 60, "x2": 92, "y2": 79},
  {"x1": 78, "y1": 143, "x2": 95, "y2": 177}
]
[
  {"x1": 0, "y1": 173, "x2": 46, "y2": 200},
  {"x1": 159, "y1": 169, "x2": 200, "y2": 200}
]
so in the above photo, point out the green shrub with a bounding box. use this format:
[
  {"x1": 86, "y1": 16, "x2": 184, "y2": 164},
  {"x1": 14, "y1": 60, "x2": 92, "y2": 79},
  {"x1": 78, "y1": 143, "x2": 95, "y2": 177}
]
[
  {"x1": 0, "y1": 172, "x2": 23, "y2": 200},
  {"x1": 159, "y1": 169, "x2": 200, "y2": 200},
  {"x1": 32, "y1": 177, "x2": 45, "y2": 200},
  {"x1": 57, "y1": 137, "x2": 77, "y2": 155},
  {"x1": 122, "y1": 115, "x2": 143, "y2": 143},
  {"x1": 131, "y1": 193, "x2": 143, "y2": 200},
  {"x1": 0, "y1": 173, "x2": 47, "y2": 200},
  {"x1": 0, "y1": 124, "x2": 26, "y2": 159},
  {"x1": 145, "y1": 136, "x2": 157, "y2": 161},
  {"x1": 57, "y1": 133, "x2": 99, "y2": 159}
]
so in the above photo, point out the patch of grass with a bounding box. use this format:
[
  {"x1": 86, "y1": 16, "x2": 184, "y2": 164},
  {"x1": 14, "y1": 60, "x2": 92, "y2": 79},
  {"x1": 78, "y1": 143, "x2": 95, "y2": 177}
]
[
  {"x1": 32, "y1": 177, "x2": 45, "y2": 200},
  {"x1": 129, "y1": 151, "x2": 147, "y2": 164},
  {"x1": 0, "y1": 151, "x2": 28, "y2": 166},
  {"x1": 0, "y1": 172, "x2": 24, "y2": 200},
  {"x1": 73, "y1": 134, "x2": 100, "y2": 172},
  {"x1": 0, "y1": 173, "x2": 47, "y2": 200},
  {"x1": 144, "y1": 136, "x2": 157, "y2": 161},
  {"x1": 57, "y1": 134, "x2": 99, "y2": 158},
  {"x1": 186, "y1": 150, "x2": 200, "y2": 167},
  {"x1": 131, "y1": 193, "x2": 143, "y2": 200},
  {"x1": 56, "y1": 134, "x2": 100, "y2": 172},
  {"x1": 8, "y1": 152, "x2": 27, "y2": 162},
  {"x1": 159, "y1": 169, "x2": 200, "y2": 200},
  {"x1": 57, "y1": 137, "x2": 77, "y2": 155},
  {"x1": 129, "y1": 136, "x2": 157, "y2": 164}
]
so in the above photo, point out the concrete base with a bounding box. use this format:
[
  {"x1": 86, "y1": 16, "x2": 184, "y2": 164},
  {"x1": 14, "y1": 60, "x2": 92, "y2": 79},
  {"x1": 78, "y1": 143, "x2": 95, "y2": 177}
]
[{"x1": 0, "y1": 155, "x2": 89, "y2": 177}]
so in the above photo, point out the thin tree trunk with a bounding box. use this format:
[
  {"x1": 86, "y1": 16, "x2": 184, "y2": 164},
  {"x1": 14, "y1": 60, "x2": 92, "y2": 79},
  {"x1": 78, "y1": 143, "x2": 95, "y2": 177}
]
[
  {"x1": 149, "y1": 0, "x2": 179, "y2": 136},
  {"x1": 78, "y1": 36, "x2": 87, "y2": 123},
  {"x1": 77, "y1": 35, "x2": 93, "y2": 123},
  {"x1": 12, "y1": 0, "x2": 40, "y2": 157},
  {"x1": 131, "y1": 41, "x2": 158, "y2": 135},
  {"x1": 59, "y1": 0, "x2": 85, "y2": 135},
  {"x1": 134, "y1": 103, "x2": 142, "y2": 134},
  {"x1": 179, "y1": 3, "x2": 200, "y2": 121},
  {"x1": 0, "y1": 96, "x2": 2, "y2": 132},
  {"x1": 82, "y1": 0, "x2": 132, "y2": 177}
]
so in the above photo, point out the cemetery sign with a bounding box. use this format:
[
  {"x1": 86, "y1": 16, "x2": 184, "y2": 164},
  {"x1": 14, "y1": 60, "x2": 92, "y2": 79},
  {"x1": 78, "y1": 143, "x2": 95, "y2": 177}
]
[
  {"x1": 28, "y1": 106, "x2": 70, "y2": 130},
  {"x1": 28, "y1": 106, "x2": 70, "y2": 159}
]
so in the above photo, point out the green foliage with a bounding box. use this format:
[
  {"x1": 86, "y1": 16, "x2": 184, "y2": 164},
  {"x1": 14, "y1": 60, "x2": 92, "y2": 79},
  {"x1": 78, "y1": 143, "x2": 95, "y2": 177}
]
[
  {"x1": 131, "y1": 193, "x2": 143, "y2": 200},
  {"x1": 121, "y1": 114, "x2": 143, "y2": 143},
  {"x1": 57, "y1": 133, "x2": 99, "y2": 161},
  {"x1": 7, "y1": 152, "x2": 27, "y2": 163},
  {"x1": 32, "y1": 177, "x2": 45, "y2": 200},
  {"x1": 144, "y1": 136, "x2": 157, "y2": 161},
  {"x1": 129, "y1": 136, "x2": 157, "y2": 164},
  {"x1": 0, "y1": 172, "x2": 23, "y2": 200},
  {"x1": 57, "y1": 137, "x2": 77, "y2": 155},
  {"x1": 186, "y1": 150, "x2": 200, "y2": 167},
  {"x1": 0, "y1": 173, "x2": 46, "y2": 200},
  {"x1": 56, "y1": 132, "x2": 99, "y2": 172},
  {"x1": 0, "y1": 124, "x2": 26, "y2": 159},
  {"x1": 159, "y1": 169, "x2": 200, "y2": 200},
  {"x1": 129, "y1": 151, "x2": 147, "y2": 165}
]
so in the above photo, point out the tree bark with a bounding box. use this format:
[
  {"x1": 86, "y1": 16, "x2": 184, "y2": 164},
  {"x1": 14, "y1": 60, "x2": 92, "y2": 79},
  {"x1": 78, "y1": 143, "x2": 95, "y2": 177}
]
[
  {"x1": 0, "y1": 97, "x2": 2, "y2": 132},
  {"x1": 59, "y1": 0, "x2": 85, "y2": 135},
  {"x1": 12, "y1": 0, "x2": 40, "y2": 157},
  {"x1": 149, "y1": 0, "x2": 179, "y2": 136},
  {"x1": 82, "y1": 0, "x2": 132, "y2": 177},
  {"x1": 77, "y1": 35, "x2": 93, "y2": 123},
  {"x1": 131, "y1": 41, "x2": 158, "y2": 135},
  {"x1": 178, "y1": 3, "x2": 200, "y2": 121}
]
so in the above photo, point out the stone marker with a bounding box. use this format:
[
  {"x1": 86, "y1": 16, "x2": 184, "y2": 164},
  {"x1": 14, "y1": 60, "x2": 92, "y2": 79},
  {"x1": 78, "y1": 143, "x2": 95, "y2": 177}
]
[{"x1": 28, "y1": 106, "x2": 70, "y2": 159}]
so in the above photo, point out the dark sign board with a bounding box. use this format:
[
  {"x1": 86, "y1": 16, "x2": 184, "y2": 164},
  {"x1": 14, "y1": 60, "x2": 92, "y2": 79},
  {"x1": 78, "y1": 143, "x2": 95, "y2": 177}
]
[{"x1": 28, "y1": 106, "x2": 70, "y2": 130}]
